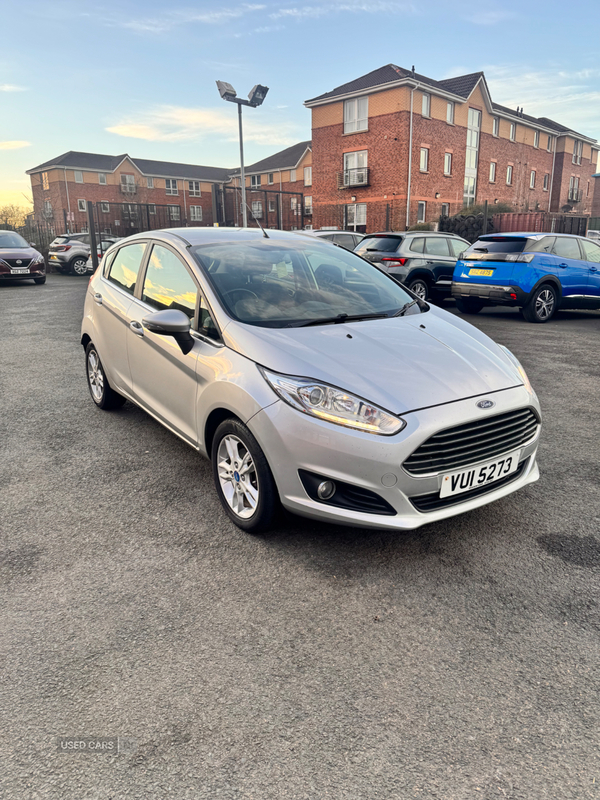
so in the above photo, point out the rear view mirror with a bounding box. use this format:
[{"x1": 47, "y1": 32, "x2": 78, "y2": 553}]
[{"x1": 142, "y1": 309, "x2": 194, "y2": 354}]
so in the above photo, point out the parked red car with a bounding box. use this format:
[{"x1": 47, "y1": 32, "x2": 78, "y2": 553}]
[{"x1": 0, "y1": 231, "x2": 46, "y2": 284}]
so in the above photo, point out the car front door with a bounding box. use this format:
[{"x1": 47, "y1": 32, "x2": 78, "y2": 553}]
[
  {"x1": 125, "y1": 242, "x2": 213, "y2": 446},
  {"x1": 579, "y1": 238, "x2": 600, "y2": 307},
  {"x1": 552, "y1": 236, "x2": 589, "y2": 305},
  {"x1": 423, "y1": 236, "x2": 456, "y2": 291}
]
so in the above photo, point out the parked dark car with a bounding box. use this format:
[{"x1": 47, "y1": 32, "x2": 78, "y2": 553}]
[
  {"x1": 354, "y1": 231, "x2": 469, "y2": 301},
  {"x1": 0, "y1": 230, "x2": 46, "y2": 285},
  {"x1": 303, "y1": 230, "x2": 365, "y2": 251},
  {"x1": 48, "y1": 233, "x2": 120, "y2": 276}
]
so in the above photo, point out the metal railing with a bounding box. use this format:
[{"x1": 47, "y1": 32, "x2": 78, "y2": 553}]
[
  {"x1": 337, "y1": 168, "x2": 370, "y2": 188},
  {"x1": 568, "y1": 188, "x2": 583, "y2": 202}
]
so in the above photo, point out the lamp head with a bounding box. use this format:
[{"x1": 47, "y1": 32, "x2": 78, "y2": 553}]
[
  {"x1": 216, "y1": 80, "x2": 237, "y2": 101},
  {"x1": 248, "y1": 84, "x2": 269, "y2": 107}
]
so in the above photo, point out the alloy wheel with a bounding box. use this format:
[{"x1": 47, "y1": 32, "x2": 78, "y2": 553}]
[
  {"x1": 217, "y1": 435, "x2": 259, "y2": 519},
  {"x1": 72, "y1": 258, "x2": 88, "y2": 275},
  {"x1": 87, "y1": 349, "x2": 104, "y2": 402},
  {"x1": 535, "y1": 288, "x2": 555, "y2": 320},
  {"x1": 410, "y1": 280, "x2": 428, "y2": 301}
]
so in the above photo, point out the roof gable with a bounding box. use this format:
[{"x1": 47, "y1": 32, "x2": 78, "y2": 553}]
[{"x1": 231, "y1": 141, "x2": 312, "y2": 175}]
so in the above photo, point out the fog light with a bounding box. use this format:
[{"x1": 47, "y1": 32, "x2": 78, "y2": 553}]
[{"x1": 317, "y1": 480, "x2": 336, "y2": 500}]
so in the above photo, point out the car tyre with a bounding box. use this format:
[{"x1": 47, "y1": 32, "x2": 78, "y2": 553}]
[
  {"x1": 85, "y1": 342, "x2": 126, "y2": 410},
  {"x1": 455, "y1": 297, "x2": 484, "y2": 314},
  {"x1": 407, "y1": 277, "x2": 429, "y2": 301},
  {"x1": 71, "y1": 256, "x2": 89, "y2": 276},
  {"x1": 522, "y1": 284, "x2": 557, "y2": 323},
  {"x1": 34, "y1": 276, "x2": 46, "y2": 284},
  {"x1": 212, "y1": 418, "x2": 279, "y2": 534}
]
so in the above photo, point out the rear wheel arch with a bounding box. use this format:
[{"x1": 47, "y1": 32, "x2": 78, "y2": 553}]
[{"x1": 526, "y1": 275, "x2": 562, "y2": 305}]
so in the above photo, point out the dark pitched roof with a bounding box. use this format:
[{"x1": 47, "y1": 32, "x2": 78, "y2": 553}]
[
  {"x1": 492, "y1": 103, "x2": 543, "y2": 126},
  {"x1": 438, "y1": 72, "x2": 484, "y2": 98},
  {"x1": 27, "y1": 150, "x2": 232, "y2": 181},
  {"x1": 231, "y1": 141, "x2": 312, "y2": 175}
]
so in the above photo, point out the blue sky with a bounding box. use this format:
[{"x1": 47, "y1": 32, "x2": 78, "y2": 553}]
[{"x1": 1, "y1": 0, "x2": 599, "y2": 206}]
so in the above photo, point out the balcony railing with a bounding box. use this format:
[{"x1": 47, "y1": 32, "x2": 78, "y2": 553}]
[
  {"x1": 337, "y1": 168, "x2": 370, "y2": 189},
  {"x1": 304, "y1": 206, "x2": 313, "y2": 215},
  {"x1": 568, "y1": 188, "x2": 583, "y2": 202}
]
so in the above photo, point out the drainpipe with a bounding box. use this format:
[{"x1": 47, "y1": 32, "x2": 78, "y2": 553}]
[
  {"x1": 182, "y1": 179, "x2": 187, "y2": 222},
  {"x1": 548, "y1": 136, "x2": 557, "y2": 212},
  {"x1": 406, "y1": 82, "x2": 417, "y2": 230},
  {"x1": 64, "y1": 168, "x2": 71, "y2": 231}
]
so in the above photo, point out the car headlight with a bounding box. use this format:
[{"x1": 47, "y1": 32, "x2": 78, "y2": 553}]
[
  {"x1": 499, "y1": 345, "x2": 533, "y2": 393},
  {"x1": 259, "y1": 367, "x2": 406, "y2": 435},
  {"x1": 31, "y1": 254, "x2": 45, "y2": 265}
]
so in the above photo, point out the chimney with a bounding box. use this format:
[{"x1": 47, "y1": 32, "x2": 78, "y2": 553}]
[{"x1": 412, "y1": 65, "x2": 415, "y2": 78}]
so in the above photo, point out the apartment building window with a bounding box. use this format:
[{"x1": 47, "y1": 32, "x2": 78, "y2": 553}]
[
  {"x1": 569, "y1": 176, "x2": 580, "y2": 201},
  {"x1": 268, "y1": 200, "x2": 275, "y2": 212},
  {"x1": 441, "y1": 203, "x2": 449, "y2": 216},
  {"x1": 251, "y1": 201, "x2": 263, "y2": 218},
  {"x1": 543, "y1": 173, "x2": 549, "y2": 191},
  {"x1": 417, "y1": 201, "x2": 426, "y2": 223},
  {"x1": 168, "y1": 205, "x2": 180, "y2": 220},
  {"x1": 509, "y1": 122, "x2": 516, "y2": 142},
  {"x1": 446, "y1": 102, "x2": 454, "y2": 124},
  {"x1": 268, "y1": 173, "x2": 274, "y2": 185},
  {"x1": 251, "y1": 175, "x2": 261, "y2": 189},
  {"x1": 147, "y1": 177, "x2": 154, "y2": 188},
  {"x1": 547, "y1": 135, "x2": 553, "y2": 152},
  {"x1": 587, "y1": 180, "x2": 590, "y2": 197},
  {"x1": 422, "y1": 93, "x2": 431, "y2": 118},
  {"x1": 121, "y1": 174, "x2": 136, "y2": 193},
  {"x1": 98, "y1": 173, "x2": 107, "y2": 185},
  {"x1": 100, "y1": 202, "x2": 110, "y2": 213},
  {"x1": 572, "y1": 140, "x2": 583, "y2": 165},
  {"x1": 343, "y1": 96, "x2": 368, "y2": 134},
  {"x1": 43, "y1": 200, "x2": 52, "y2": 217},
  {"x1": 291, "y1": 197, "x2": 297, "y2": 211},
  {"x1": 77, "y1": 199, "x2": 86, "y2": 212},
  {"x1": 304, "y1": 166, "x2": 312, "y2": 186},
  {"x1": 489, "y1": 162, "x2": 496, "y2": 183},
  {"x1": 506, "y1": 165, "x2": 513, "y2": 185},
  {"x1": 188, "y1": 180, "x2": 201, "y2": 197},
  {"x1": 41, "y1": 172, "x2": 49, "y2": 191},
  {"x1": 346, "y1": 202, "x2": 366, "y2": 231},
  {"x1": 530, "y1": 170, "x2": 536, "y2": 189},
  {"x1": 148, "y1": 204, "x2": 156, "y2": 214},
  {"x1": 463, "y1": 108, "x2": 481, "y2": 207},
  {"x1": 444, "y1": 152, "x2": 452, "y2": 176},
  {"x1": 74, "y1": 170, "x2": 83, "y2": 183},
  {"x1": 420, "y1": 147, "x2": 429, "y2": 172},
  {"x1": 343, "y1": 150, "x2": 368, "y2": 184},
  {"x1": 165, "y1": 179, "x2": 178, "y2": 195},
  {"x1": 492, "y1": 117, "x2": 499, "y2": 137},
  {"x1": 190, "y1": 206, "x2": 202, "y2": 221},
  {"x1": 289, "y1": 169, "x2": 297, "y2": 182},
  {"x1": 304, "y1": 196, "x2": 313, "y2": 214},
  {"x1": 534, "y1": 131, "x2": 540, "y2": 148}
]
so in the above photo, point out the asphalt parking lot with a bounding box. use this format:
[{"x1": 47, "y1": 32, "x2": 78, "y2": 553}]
[{"x1": 1, "y1": 274, "x2": 599, "y2": 800}]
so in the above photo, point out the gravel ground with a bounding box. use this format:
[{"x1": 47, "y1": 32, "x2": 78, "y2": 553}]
[{"x1": 1, "y1": 274, "x2": 599, "y2": 800}]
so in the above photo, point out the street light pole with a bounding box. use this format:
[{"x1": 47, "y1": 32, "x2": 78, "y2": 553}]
[{"x1": 238, "y1": 102, "x2": 247, "y2": 228}]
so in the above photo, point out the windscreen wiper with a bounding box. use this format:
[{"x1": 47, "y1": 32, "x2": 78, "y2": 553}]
[
  {"x1": 392, "y1": 299, "x2": 420, "y2": 317},
  {"x1": 289, "y1": 312, "x2": 388, "y2": 328}
]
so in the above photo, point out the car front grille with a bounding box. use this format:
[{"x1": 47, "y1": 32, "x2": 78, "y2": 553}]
[
  {"x1": 2, "y1": 258, "x2": 32, "y2": 269},
  {"x1": 403, "y1": 408, "x2": 540, "y2": 476}
]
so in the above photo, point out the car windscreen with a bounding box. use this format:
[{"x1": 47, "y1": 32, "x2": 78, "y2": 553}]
[
  {"x1": 0, "y1": 232, "x2": 29, "y2": 249},
  {"x1": 355, "y1": 235, "x2": 403, "y2": 254},
  {"x1": 191, "y1": 240, "x2": 416, "y2": 328},
  {"x1": 463, "y1": 237, "x2": 530, "y2": 261}
]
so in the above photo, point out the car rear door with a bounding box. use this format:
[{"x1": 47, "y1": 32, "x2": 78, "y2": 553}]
[
  {"x1": 423, "y1": 236, "x2": 456, "y2": 290},
  {"x1": 551, "y1": 237, "x2": 589, "y2": 303},
  {"x1": 579, "y1": 237, "x2": 600, "y2": 306}
]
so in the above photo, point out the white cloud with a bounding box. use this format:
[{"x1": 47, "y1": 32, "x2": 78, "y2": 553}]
[
  {"x1": 270, "y1": 1, "x2": 415, "y2": 19},
  {"x1": 485, "y1": 65, "x2": 600, "y2": 135},
  {"x1": 107, "y1": 105, "x2": 297, "y2": 147},
  {"x1": 0, "y1": 141, "x2": 31, "y2": 150},
  {"x1": 0, "y1": 84, "x2": 27, "y2": 92},
  {"x1": 116, "y1": 4, "x2": 266, "y2": 34}
]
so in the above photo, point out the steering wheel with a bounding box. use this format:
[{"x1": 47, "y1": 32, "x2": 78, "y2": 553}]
[{"x1": 222, "y1": 288, "x2": 258, "y2": 305}]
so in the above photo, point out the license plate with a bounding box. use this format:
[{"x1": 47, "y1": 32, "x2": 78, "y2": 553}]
[
  {"x1": 468, "y1": 268, "x2": 494, "y2": 277},
  {"x1": 10, "y1": 268, "x2": 29, "y2": 274},
  {"x1": 440, "y1": 450, "x2": 521, "y2": 498}
]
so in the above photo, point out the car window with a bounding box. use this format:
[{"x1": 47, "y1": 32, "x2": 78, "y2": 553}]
[
  {"x1": 107, "y1": 242, "x2": 146, "y2": 295},
  {"x1": 332, "y1": 234, "x2": 356, "y2": 249},
  {"x1": 552, "y1": 237, "x2": 581, "y2": 260},
  {"x1": 580, "y1": 238, "x2": 600, "y2": 263},
  {"x1": 409, "y1": 238, "x2": 425, "y2": 253},
  {"x1": 142, "y1": 245, "x2": 197, "y2": 320},
  {"x1": 424, "y1": 238, "x2": 450, "y2": 256},
  {"x1": 526, "y1": 236, "x2": 555, "y2": 253},
  {"x1": 0, "y1": 231, "x2": 29, "y2": 248},
  {"x1": 355, "y1": 235, "x2": 403, "y2": 254},
  {"x1": 448, "y1": 238, "x2": 467, "y2": 257}
]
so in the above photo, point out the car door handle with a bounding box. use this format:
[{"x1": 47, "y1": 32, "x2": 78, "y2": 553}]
[
  {"x1": 129, "y1": 320, "x2": 144, "y2": 337},
  {"x1": 558, "y1": 263, "x2": 568, "y2": 268},
  {"x1": 590, "y1": 266, "x2": 598, "y2": 272},
  {"x1": 93, "y1": 292, "x2": 102, "y2": 305}
]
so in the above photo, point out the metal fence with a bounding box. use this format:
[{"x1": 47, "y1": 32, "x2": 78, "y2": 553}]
[{"x1": 220, "y1": 185, "x2": 307, "y2": 230}]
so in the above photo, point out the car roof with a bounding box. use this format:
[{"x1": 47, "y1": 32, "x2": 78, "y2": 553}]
[
  {"x1": 118, "y1": 227, "x2": 345, "y2": 247},
  {"x1": 478, "y1": 232, "x2": 582, "y2": 239},
  {"x1": 364, "y1": 231, "x2": 463, "y2": 237}
]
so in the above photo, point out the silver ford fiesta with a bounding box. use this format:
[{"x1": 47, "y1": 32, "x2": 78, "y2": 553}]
[{"x1": 81, "y1": 227, "x2": 541, "y2": 533}]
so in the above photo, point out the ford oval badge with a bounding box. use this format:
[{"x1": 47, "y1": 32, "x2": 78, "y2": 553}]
[{"x1": 476, "y1": 399, "x2": 495, "y2": 410}]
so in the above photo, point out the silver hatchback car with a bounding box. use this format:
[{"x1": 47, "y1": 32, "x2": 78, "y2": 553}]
[{"x1": 81, "y1": 228, "x2": 541, "y2": 533}]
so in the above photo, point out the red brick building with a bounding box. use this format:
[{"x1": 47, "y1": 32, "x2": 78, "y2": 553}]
[{"x1": 304, "y1": 65, "x2": 599, "y2": 232}]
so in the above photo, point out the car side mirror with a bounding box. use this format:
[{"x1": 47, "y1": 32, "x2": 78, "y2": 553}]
[
  {"x1": 142, "y1": 309, "x2": 194, "y2": 354},
  {"x1": 30, "y1": 242, "x2": 36, "y2": 247}
]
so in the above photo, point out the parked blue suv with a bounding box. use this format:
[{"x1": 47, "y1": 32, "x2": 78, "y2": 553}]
[{"x1": 451, "y1": 233, "x2": 600, "y2": 323}]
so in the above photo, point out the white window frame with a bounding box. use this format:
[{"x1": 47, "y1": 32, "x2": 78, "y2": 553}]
[
  {"x1": 417, "y1": 201, "x2": 426, "y2": 223},
  {"x1": 506, "y1": 165, "x2": 513, "y2": 185},
  {"x1": 98, "y1": 173, "x2": 107, "y2": 185},
  {"x1": 346, "y1": 202, "x2": 366, "y2": 231},
  {"x1": 343, "y1": 96, "x2": 368, "y2": 134},
  {"x1": 74, "y1": 170, "x2": 84, "y2": 183},
  {"x1": 147, "y1": 177, "x2": 154, "y2": 189},
  {"x1": 509, "y1": 122, "x2": 516, "y2": 142},
  {"x1": 304, "y1": 166, "x2": 312, "y2": 186},
  {"x1": 165, "y1": 179, "x2": 178, "y2": 196},
  {"x1": 188, "y1": 180, "x2": 201, "y2": 197},
  {"x1": 489, "y1": 162, "x2": 496, "y2": 183},
  {"x1": 250, "y1": 175, "x2": 261, "y2": 189},
  {"x1": 148, "y1": 204, "x2": 156, "y2": 215},
  {"x1": 441, "y1": 203, "x2": 450, "y2": 216},
  {"x1": 547, "y1": 136, "x2": 553, "y2": 152},
  {"x1": 267, "y1": 173, "x2": 274, "y2": 185},
  {"x1": 100, "y1": 202, "x2": 110, "y2": 213},
  {"x1": 534, "y1": 130, "x2": 540, "y2": 148},
  {"x1": 44, "y1": 199, "x2": 52, "y2": 214},
  {"x1": 422, "y1": 92, "x2": 431, "y2": 118},
  {"x1": 420, "y1": 147, "x2": 429, "y2": 172},
  {"x1": 289, "y1": 169, "x2": 297, "y2": 182},
  {"x1": 304, "y1": 196, "x2": 312, "y2": 213},
  {"x1": 190, "y1": 206, "x2": 202, "y2": 222},
  {"x1": 41, "y1": 172, "x2": 49, "y2": 191},
  {"x1": 77, "y1": 199, "x2": 86, "y2": 212},
  {"x1": 444, "y1": 152, "x2": 452, "y2": 176},
  {"x1": 268, "y1": 200, "x2": 276, "y2": 212},
  {"x1": 492, "y1": 117, "x2": 499, "y2": 137},
  {"x1": 530, "y1": 170, "x2": 536, "y2": 189},
  {"x1": 121, "y1": 174, "x2": 136, "y2": 193},
  {"x1": 543, "y1": 173, "x2": 549, "y2": 191},
  {"x1": 251, "y1": 200, "x2": 263, "y2": 218},
  {"x1": 446, "y1": 102, "x2": 454, "y2": 124},
  {"x1": 168, "y1": 205, "x2": 180, "y2": 220}
]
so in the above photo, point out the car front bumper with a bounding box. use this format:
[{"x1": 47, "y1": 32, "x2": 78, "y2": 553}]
[
  {"x1": 248, "y1": 385, "x2": 541, "y2": 530},
  {"x1": 452, "y1": 281, "x2": 527, "y2": 305},
  {"x1": 0, "y1": 266, "x2": 45, "y2": 279}
]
